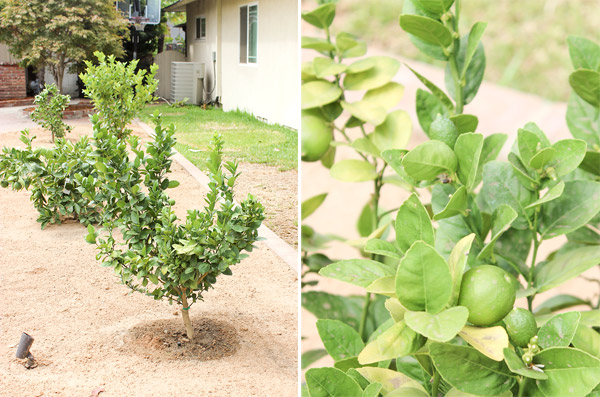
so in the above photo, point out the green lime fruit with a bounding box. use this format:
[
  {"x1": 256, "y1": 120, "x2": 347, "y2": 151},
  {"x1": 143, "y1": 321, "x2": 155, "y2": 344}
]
[
  {"x1": 301, "y1": 115, "x2": 332, "y2": 162},
  {"x1": 458, "y1": 265, "x2": 517, "y2": 326},
  {"x1": 503, "y1": 307, "x2": 537, "y2": 347},
  {"x1": 429, "y1": 114, "x2": 458, "y2": 149}
]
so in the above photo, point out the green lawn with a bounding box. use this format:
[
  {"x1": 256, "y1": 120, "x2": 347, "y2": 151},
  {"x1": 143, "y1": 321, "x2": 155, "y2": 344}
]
[
  {"x1": 139, "y1": 105, "x2": 297, "y2": 171},
  {"x1": 332, "y1": 0, "x2": 598, "y2": 102}
]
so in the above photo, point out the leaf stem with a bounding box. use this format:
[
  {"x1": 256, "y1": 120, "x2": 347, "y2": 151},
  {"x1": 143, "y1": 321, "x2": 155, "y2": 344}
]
[
  {"x1": 358, "y1": 292, "x2": 372, "y2": 341},
  {"x1": 449, "y1": 0, "x2": 464, "y2": 114},
  {"x1": 432, "y1": 369, "x2": 441, "y2": 397},
  {"x1": 518, "y1": 377, "x2": 528, "y2": 397},
  {"x1": 527, "y1": 210, "x2": 540, "y2": 311}
]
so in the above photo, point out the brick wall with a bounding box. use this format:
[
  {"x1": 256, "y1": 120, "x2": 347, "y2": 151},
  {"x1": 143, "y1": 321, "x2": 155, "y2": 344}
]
[{"x1": 0, "y1": 64, "x2": 26, "y2": 100}]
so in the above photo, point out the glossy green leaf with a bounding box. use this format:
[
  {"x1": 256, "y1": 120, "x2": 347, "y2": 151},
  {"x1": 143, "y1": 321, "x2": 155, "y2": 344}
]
[
  {"x1": 572, "y1": 325, "x2": 600, "y2": 358},
  {"x1": 302, "y1": 3, "x2": 336, "y2": 29},
  {"x1": 366, "y1": 276, "x2": 396, "y2": 297},
  {"x1": 517, "y1": 129, "x2": 542, "y2": 167},
  {"x1": 399, "y1": 15, "x2": 453, "y2": 47},
  {"x1": 477, "y1": 204, "x2": 517, "y2": 261},
  {"x1": 448, "y1": 234, "x2": 475, "y2": 306},
  {"x1": 313, "y1": 57, "x2": 347, "y2": 78},
  {"x1": 395, "y1": 241, "x2": 452, "y2": 313},
  {"x1": 502, "y1": 348, "x2": 548, "y2": 380},
  {"x1": 302, "y1": 193, "x2": 328, "y2": 220},
  {"x1": 402, "y1": 140, "x2": 457, "y2": 181},
  {"x1": 534, "y1": 245, "x2": 600, "y2": 293},
  {"x1": 361, "y1": 382, "x2": 383, "y2": 397},
  {"x1": 534, "y1": 294, "x2": 591, "y2": 315},
  {"x1": 330, "y1": 160, "x2": 377, "y2": 182},
  {"x1": 454, "y1": 133, "x2": 484, "y2": 190},
  {"x1": 539, "y1": 180, "x2": 600, "y2": 239},
  {"x1": 480, "y1": 133, "x2": 508, "y2": 163},
  {"x1": 305, "y1": 367, "x2": 363, "y2": 397},
  {"x1": 358, "y1": 320, "x2": 424, "y2": 364},
  {"x1": 538, "y1": 312, "x2": 580, "y2": 349},
  {"x1": 302, "y1": 291, "x2": 363, "y2": 330},
  {"x1": 385, "y1": 298, "x2": 407, "y2": 322},
  {"x1": 320, "y1": 259, "x2": 395, "y2": 288},
  {"x1": 568, "y1": 35, "x2": 600, "y2": 71},
  {"x1": 302, "y1": 81, "x2": 342, "y2": 109},
  {"x1": 352, "y1": 136, "x2": 381, "y2": 158},
  {"x1": 302, "y1": 36, "x2": 336, "y2": 52},
  {"x1": 317, "y1": 319, "x2": 365, "y2": 361},
  {"x1": 433, "y1": 185, "x2": 468, "y2": 220},
  {"x1": 508, "y1": 152, "x2": 538, "y2": 191},
  {"x1": 405, "y1": 306, "x2": 469, "y2": 342},
  {"x1": 429, "y1": 343, "x2": 515, "y2": 395},
  {"x1": 395, "y1": 193, "x2": 435, "y2": 253},
  {"x1": 529, "y1": 146, "x2": 556, "y2": 170},
  {"x1": 450, "y1": 114, "x2": 478, "y2": 134},
  {"x1": 386, "y1": 386, "x2": 429, "y2": 397},
  {"x1": 302, "y1": 349, "x2": 328, "y2": 369},
  {"x1": 416, "y1": 88, "x2": 449, "y2": 134},
  {"x1": 479, "y1": 161, "x2": 535, "y2": 230},
  {"x1": 524, "y1": 181, "x2": 564, "y2": 209},
  {"x1": 569, "y1": 69, "x2": 600, "y2": 107},
  {"x1": 364, "y1": 239, "x2": 402, "y2": 259},
  {"x1": 344, "y1": 56, "x2": 401, "y2": 91},
  {"x1": 445, "y1": 36, "x2": 486, "y2": 105},
  {"x1": 412, "y1": 0, "x2": 454, "y2": 16},
  {"x1": 356, "y1": 367, "x2": 422, "y2": 395},
  {"x1": 372, "y1": 110, "x2": 412, "y2": 151},
  {"x1": 462, "y1": 22, "x2": 488, "y2": 78},
  {"x1": 340, "y1": 100, "x2": 387, "y2": 126},
  {"x1": 551, "y1": 139, "x2": 587, "y2": 176},
  {"x1": 407, "y1": 65, "x2": 455, "y2": 111},
  {"x1": 535, "y1": 347, "x2": 600, "y2": 397},
  {"x1": 580, "y1": 151, "x2": 600, "y2": 176},
  {"x1": 459, "y1": 325, "x2": 510, "y2": 362},
  {"x1": 494, "y1": 227, "x2": 531, "y2": 277},
  {"x1": 566, "y1": 92, "x2": 600, "y2": 147}
]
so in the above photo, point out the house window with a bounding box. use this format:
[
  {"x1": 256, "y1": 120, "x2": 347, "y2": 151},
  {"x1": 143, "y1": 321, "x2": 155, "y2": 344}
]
[
  {"x1": 196, "y1": 16, "x2": 206, "y2": 40},
  {"x1": 239, "y1": 4, "x2": 257, "y2": 64}
]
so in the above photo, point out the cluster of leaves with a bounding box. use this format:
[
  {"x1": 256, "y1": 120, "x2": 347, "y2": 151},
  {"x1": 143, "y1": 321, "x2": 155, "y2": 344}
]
[
  {"x1": 302, "y1": 1, "x2": 600, "y2": 396},
  {"x1": 80, "y1": 51, "x2": 158, "y2": 139},
  {"x1": 86, "y1": 116, "x2": 265, "y2": 338},
  {"x1": 30, "y1": 83, "x2": 73, "y2": 142}
]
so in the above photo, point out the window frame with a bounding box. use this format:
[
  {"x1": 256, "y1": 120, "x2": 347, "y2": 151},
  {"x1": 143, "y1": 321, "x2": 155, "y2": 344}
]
[
  {"x1": 195, "y1": 15, "x2": 206, "y2": 41},
  {"x1": 239, "y1": 3, "x2": 258, "y2": 65}
]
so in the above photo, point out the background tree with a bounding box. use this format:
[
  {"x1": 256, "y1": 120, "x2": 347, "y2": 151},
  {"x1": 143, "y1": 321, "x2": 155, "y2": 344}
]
[{"x1": 0, "y1": 0, "x2": 127, "y2": 93}]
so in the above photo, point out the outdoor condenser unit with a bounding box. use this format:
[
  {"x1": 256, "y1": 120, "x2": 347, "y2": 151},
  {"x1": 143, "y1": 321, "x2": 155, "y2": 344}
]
[{"x1": 170, "y1": 62, "x2": 205, "y2": 104}]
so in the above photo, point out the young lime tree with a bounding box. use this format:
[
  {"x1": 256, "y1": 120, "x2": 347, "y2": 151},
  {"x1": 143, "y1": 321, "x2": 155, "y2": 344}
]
[
  {"x1": 80, "y1": 51, "x2": 158, "y2": 139},
  {"x1": 30, "y1": 83, "x2": 73, "y2": 142},
  {"x1": 86, "y1": 120, "x2": 264, "y2": 340},
  {"x1": 302, "y1": 1, "x2": 600, "y2": 396}
]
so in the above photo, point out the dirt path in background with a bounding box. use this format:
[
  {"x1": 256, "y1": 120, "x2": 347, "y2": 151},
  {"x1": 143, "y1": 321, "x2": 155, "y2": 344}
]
[{"x1": 0, "y1": 122, "x2": 298, "y2": 396}]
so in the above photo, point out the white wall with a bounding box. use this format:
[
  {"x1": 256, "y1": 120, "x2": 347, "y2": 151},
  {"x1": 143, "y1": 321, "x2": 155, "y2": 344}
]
[{"x1": 43, "y1": 69, "x2": 79, "y2": 97}]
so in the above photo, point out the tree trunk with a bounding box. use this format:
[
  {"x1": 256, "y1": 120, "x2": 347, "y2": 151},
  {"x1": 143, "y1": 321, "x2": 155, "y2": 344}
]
[{"x1": 180, "y1": 291, "x2": 194, "y2": 340}]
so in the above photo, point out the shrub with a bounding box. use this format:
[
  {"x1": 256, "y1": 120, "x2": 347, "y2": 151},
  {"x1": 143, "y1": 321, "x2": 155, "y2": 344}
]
[{"x1": 30, "y1": 83, "x2": 72, "y2": 142}]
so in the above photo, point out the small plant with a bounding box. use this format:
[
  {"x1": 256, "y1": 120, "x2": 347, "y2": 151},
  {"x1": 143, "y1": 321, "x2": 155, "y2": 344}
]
[
  {"x1": 169, "y1": 98, "x2": 189, "y2": 108},
  {"x1": 87, "y1": 117, "x2": 265, "y2": 340},
  {"x1": 30, "y1": 83, "x2": 72, "y2": 142},
  {"x1": 79, "y1": 51, "x2": 158, "y2": 139},
  {"x1": 302, "y1": 1, "x2": 600, "y2": 396}
]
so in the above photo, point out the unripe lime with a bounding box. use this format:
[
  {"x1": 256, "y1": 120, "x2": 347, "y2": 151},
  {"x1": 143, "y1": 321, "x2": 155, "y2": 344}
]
[
  {"x1": 429, "y1": 114, "x2": 458, "y2": 149},
  {"x1": 301, "y1": 115, "x2": 332, "y2": 162},
  {"x1": 458, "y1": 265, "x2": 516, "y2": 326},
  {"x1": 503, "y1": 308, "x2": 537, "y2": 347}
]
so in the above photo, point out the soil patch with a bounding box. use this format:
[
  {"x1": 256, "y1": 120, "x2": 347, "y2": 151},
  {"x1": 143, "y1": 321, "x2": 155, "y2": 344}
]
[{"x1": 125, "y1": 318, "x2": 239, "y2": 361}]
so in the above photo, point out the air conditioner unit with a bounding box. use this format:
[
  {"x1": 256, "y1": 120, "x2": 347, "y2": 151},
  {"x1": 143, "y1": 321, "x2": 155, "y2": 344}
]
[{"x1": 171, "y1": 62, "x2": 205, "y2": 105}]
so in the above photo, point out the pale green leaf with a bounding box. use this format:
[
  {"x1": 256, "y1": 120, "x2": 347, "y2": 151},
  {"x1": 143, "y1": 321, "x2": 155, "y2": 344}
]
[
  {"x1": 537, "y1": 312, "x2": 580, "y2": 349},
  {"x1": 305, "y1": 367, "x2": 363, "y2": 397},
  {"x1": 330, "y1": 160, "x2": 377, "y2": 182},
  {"x1": 405, "y1": 306, "x2": 469, "y2": 342},
  {"x1": 402, "y1": 140, "x2": 457, "y2": 181}
]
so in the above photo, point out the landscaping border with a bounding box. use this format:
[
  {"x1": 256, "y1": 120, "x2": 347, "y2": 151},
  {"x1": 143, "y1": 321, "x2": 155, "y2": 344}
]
[{"x1": 136, "y1": 119, "x2": 298, "y2": 272}]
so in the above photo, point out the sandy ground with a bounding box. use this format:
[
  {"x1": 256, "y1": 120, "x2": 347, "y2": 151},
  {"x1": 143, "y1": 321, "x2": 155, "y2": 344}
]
[{"x1": 0, "y1": 121, "x2": 298, "y2": 396}]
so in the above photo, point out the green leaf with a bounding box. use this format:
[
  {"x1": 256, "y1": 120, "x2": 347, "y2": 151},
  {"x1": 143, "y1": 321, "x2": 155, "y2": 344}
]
[
  {"x1": 454, "y1": 133, "x2": 483, "y2": 190},
  {"x1": 330, "y1": 160, "x2": 377, "y2": 183},
  {"x1": 305, "y1": 367, "x2": 363, "y2": 397},
  {"x1": 358, "y1": 320, "x2": 424, "y2": 364},
  {"x1": 336, "y1": 32, "x2": 360, "y2": 53},
  {"x1": 302, "y1": 193, "x2": 328, "y2": 220},
  {"x1": 537, "y1": 312, "x2": 580, "y2": 349},
  {"x1": 395, "y1": 241, "x2": 452, "y2": 313},
  {"x1": 320, "y1": 259, "x2": 395, "y2": 288},
  {"x1": 399, "y1": 15, "x2": 453, "y2": 47},
  {"x1": 405, "y1": 306, "x2": 469, "y2": 342},
  {"x1": 352, "y1": 136, "x2": 381, "y2": 158},
  {"x1": 301, "y1": 3, "x2": 336, "y2": 29},
  {"x1": 569, "y1": 69, "x2": 600, "y2": 107},
  {"x1": 385, "y1": 298, "x2": 407, "y2": 322},
  {"x1": 313, "y1": 57, "x2": 347, "y2": 79},
  {"x1": 402, "y1": 140, "x2": 457, "y2": 181},
  {"x1": 534, "y1": 294, "x2": 591, "y2": 315},
  {"x1": 459, "y1": 325, "x2": 510, "y2": 362},
  {"x1": 535, "y1": 347, "x2": 600, "y2": 397},
  {"x1": 534, "y1": 246, "x2": 600, "y2": 293},
  {"x1": 567, "y1": 35, "x2": 600, "y2": 71},
  {"x1": 361, "y1": 382, "x2": 383, "y2": 397},
  {"x1": 416, "y1": 88, "x2": 449, "y2": 134},
  {"x1": 395, "y1": 193, "x2": 435, "y2": 253},
  {"x1": 450, "y1": 114, "x2": 478, "y2": 134},
  {"x1": 364, "y1": 239, "x2": 402, "y2": 259},
  {"x1": 433, "y1": 185, "x2": 468, "y2": 220},
  {"x1": 508, "y1": 152, "x2": 539, "y2": 191},
  {"x1": 301, "y1": 36, "x2": 336, "y2": 52},
  {"x1": 539, "y1": 180, "x2": 600, "y2": 239},
  {"x1": 572, "y1": 325, "x2": 600, "y2": 358},
  {"x1": 344, "y1": 56, "x2": 401, "y2": 91},
  {"x1": 340, "y1": 100, "x2": 387, "y2": 126},
  {"x1": 302, "y1": 291, "x2": 363, "y2": 330},
  {"x1": 462, "y1": 22, "x2": 488, "y2": 78},
  {"x1": 356, "y1": 367, "x2": 424, "y2": 395},
  {"x1": 429, "y1": 343, "x2": 515, "y2": 395},
  {"x1": 167, "y1": 180, "x2": 179, "y2": 188},
  {"x1": 580, "y1": 151, "x2": 600, "y2": 176},
  {"x1": 550, "y1": 139, "x2": 587, "y2": 177},
  {"x1": 372, "y1": 110, "x2": 412, "y2": 151},
  {"x1": 566, "y1": 93, "x2": 600, "y2": 147},
  {"x1": 524, "y1": 181, "x2": 564, "y2": 209},
  {"x1": 448, "y1": 234, "x2": 475, "y2": 306},
  {"x1": 302, "y1": 81, "x2": 342, "y2": 109},
  {"x1": 362, "y1": 82, "x2": 405, "y2": 110},
  {"x1": 476, "y1": 204, "x2": 517, "y2": 261},
  {"x1": 412, "y1": 0, "x2": 454, "y2": 16},
  {"x1": 407, "y1": 65, "x2": 455, "y2": 111},
  {"x1": 316, "y1": 319, "x2": 365, "y2": 361},
  {"x1": 366, "y1": 276, "x2": 396, "y2": 297},
  {"x1": 502, "y1": 348, "x2": 548, "y2": 380},
  {"x1": 529, "y1": 147, "x2": 556, "y2": 170},
  {"x1": 445, "y1": 35, "x2": 486, "y2": 105},
  {"x1": 302, "y1": 349, "x2": 328, "y2": 369}
]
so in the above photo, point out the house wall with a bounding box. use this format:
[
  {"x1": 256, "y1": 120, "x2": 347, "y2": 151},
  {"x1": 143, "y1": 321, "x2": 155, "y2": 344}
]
[
  {"x1": 220, "y1": 0, "x2": 298, "y2": 129},
  {"x1": 0, "y1": 64, "x2": 26, "y2": 100},
  {"x1": 155, "y1": 50, "x2": 187, "y2": 99}
]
